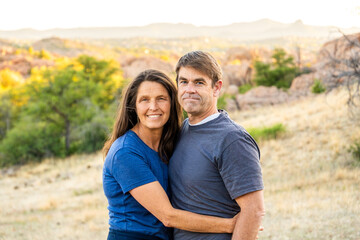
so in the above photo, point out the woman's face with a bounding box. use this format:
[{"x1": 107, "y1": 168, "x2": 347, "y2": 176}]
[{"x1": 135, "y1": 81, "x2": 171, "y2": 132}]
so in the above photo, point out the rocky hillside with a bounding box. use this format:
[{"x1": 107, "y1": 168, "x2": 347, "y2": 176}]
[
  {"x1": 1, "y1": 33, "x2": 359, "y2": 112},
  {"x1": 224, "y1": 32, "x2": 360, "y2": 111}
]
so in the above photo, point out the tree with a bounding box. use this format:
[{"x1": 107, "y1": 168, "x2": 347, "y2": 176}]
[
  {"x1": 25, "y1": 55, "x2": 121, "y2": 155},
  {"x1": 0, "y1": 69, "x2": 24, "y2": 140},
  {"x1": 321, "y1": 32, "x2": 360, "y2": 116},
  {"x1": 253, "y1": 48, "x2": 298, "y2": 89}
]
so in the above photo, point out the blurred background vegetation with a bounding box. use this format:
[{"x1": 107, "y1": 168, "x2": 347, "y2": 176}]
[{"x1": 0, "y1": 54, "x2": 126, "y2": 166}]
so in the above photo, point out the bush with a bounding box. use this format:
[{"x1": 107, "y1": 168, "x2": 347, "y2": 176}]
[
  {"x1": 182, "y1": 110, "x2": 188, "y2": 119},
  {"x1": 217, "y1": 94, "x2": 230, "y2": 110},
  {"x1": 311, "y1": 79, "x2": 326, "y2": 94},
  {"x1": 247, "y1": 123, "x2": 286, "y2": 142},
  {"x1": 238, "y1": 84, "x2": 253, "y2": 94},
  {"x1": 0, "y1": 121, "x2": 65, "y2": 166},
  {"x1": 70, "y1": 112, "x2": 113, "y2": 154},
  {"x1": 253, "y1": 48, "x2": 298, "y2": 89},
  {"x1": 349, "y1": 139, "x2": 360, "y2": 162}
]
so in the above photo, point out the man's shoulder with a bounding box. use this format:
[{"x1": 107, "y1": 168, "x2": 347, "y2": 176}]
[
  {"x1": 215, "y1": 113, "x2": 259, "y2": 150},
  {"x1": 217, "y1": 113, "x2": 247, "y2": 135}
]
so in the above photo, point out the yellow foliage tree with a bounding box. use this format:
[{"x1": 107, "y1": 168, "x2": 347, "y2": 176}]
[{"x1": 0, "y1": 69, "x2": 23, "y2": 91}]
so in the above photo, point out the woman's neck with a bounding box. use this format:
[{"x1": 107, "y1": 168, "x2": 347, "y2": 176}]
[{"x1": 132, "y1": 124, "x2": 162, "y2": 152}]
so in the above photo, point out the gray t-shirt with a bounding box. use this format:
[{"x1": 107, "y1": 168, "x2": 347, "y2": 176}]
[{"x1": 169, "y1": 111, "x2": 264, "y2": 240}]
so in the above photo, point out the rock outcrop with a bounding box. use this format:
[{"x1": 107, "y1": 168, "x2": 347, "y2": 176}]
[
  {"x1": 236, "y1": 86, "x2": 289, "y2": 110},
  {"x1": 0, "y1": 54, "x2": 54, "y2": 76},
  {"x1": 121, "y1": 56, "x2": 174, "y2": 79},
  {"x1": 221, "y1": 47, "x2": 271, "y2": 89}
]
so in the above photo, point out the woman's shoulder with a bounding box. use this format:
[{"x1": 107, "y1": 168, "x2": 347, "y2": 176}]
[{"x1": 108, "y1": 131, "x2": 143, "y2": 157}]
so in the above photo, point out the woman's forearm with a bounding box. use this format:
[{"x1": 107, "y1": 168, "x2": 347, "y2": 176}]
[{"x1": 129, "y1": 181, "x2": 236, "y2": 233}]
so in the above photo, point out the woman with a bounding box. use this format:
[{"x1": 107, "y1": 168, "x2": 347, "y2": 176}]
[{"x1": 102, "y1": 69, "x2": 237, "y2": 240}]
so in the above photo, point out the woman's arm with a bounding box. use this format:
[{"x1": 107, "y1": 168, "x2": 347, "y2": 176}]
[{"x1": 129, "y1": 181, "x2": 237, "y2": 233}]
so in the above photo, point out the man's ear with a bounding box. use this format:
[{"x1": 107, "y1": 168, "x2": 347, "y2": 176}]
[{"x1": 213, "y1": 80, "x2": 223, "y2": 97}]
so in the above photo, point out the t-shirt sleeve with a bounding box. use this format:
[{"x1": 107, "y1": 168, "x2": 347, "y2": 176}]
[
  {"x1": 218, "y1": 133, "x2": 264, "y2": 200},
  {"x1": 110, "y1": 148, "x2": 158, "y2": 193}
]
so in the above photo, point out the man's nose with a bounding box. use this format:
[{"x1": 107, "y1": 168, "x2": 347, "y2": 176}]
[{"x1": 185, "y1": 82, "x2": 196, "y2": 93}]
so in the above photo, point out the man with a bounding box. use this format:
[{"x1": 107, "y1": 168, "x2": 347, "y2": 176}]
[{"x1": 169, "y1": 51, "x2": 265, "y2": 240}]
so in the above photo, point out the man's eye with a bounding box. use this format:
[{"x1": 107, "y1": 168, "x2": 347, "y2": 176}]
[
  {"x1": 179, "y1": 80, "x2": 187, "y2": 84},
  {"x1": 196, "y1": 82, "x2": 204, "y2": 85}
]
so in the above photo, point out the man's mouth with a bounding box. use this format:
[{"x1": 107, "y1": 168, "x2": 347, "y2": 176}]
[
  {"x1": 183, "y1": 98, "x2": 200, "y2": 101},
  {"x1": 182, "y1": 93, "x2": 200, "y2": 101}
]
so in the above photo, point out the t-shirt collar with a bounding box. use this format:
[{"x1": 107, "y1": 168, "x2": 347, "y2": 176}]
[{"x1": 188, "y1": 112, "x2": 221, "y2": 126}]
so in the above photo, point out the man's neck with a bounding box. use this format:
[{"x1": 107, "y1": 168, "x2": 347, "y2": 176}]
[{"x1": 188, "y1": 107, "x2": 218, "y2": 125}]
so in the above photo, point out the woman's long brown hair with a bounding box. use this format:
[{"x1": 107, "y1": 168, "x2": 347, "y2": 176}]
[{"x1": 102, "y1": 69, "x2": 182, "y2": 163}]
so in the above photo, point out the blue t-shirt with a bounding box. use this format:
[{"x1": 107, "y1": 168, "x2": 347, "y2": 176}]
[
  {"x1": 169, "y1": 112, "x2": 264, "y2": 240},
  {"x1": 102, "y1": 130, "x2": 170, "y2": 240}
]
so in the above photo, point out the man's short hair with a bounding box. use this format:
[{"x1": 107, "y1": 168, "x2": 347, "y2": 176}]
[{"x1": 175, "y1": 51, "x2": 222, "y2": 87}]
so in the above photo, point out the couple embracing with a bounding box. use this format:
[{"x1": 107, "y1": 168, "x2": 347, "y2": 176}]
[{"x1": 102, "y1": 51, "x2": 265, "y2": 240}]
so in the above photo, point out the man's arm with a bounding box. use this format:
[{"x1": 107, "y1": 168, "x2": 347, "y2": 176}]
[{"x1": 232, "y1": 190, "x2": 265, "y2": 240}]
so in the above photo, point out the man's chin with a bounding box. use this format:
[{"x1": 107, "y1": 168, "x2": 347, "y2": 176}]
[{"x1": 182, "y1": 106, "x2": 198, "y2": 115}]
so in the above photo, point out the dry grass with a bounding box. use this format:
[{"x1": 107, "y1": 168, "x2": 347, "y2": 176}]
[
  {"x1": 0, "y1": 88, "x2": 359, "y2": 239},
  {"x1": 230, "y1": 88, "x2": 360, "y2": 240},
  {"x1": 0, "y1": 153, "x2": 108, "y2": 240}
]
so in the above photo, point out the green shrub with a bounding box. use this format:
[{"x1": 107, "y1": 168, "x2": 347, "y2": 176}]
[
  {"x1": 311, "y1": 79, "x2": 326, "y2": 94},
  {"x1": 0, "y1": 121, "x2": 65, "y2": 166},
  {"x1": 253, "y1": 48, "x2": 298, "y2": 89},
  {"x1": 73, "y1": 189, "x2": 94, "y2": 196},
  {"x1": 70, "y1": 113, "x2": 113, "y2": 154},
  {"x1": 247, "y1": 123, "x2": 286, "y2": 142},
  {"x1": 182, "y1": 110, "x2": 188, "y2": 119},
  {"x1": 217, "y1": 94, "x2": 230, "y2": 110},
  {"x1": 238, "y1": 84, "x2": 253, "y2": 94},
  {"x1": 349, "y1": 139, "x2": 360, "y2": 162}
]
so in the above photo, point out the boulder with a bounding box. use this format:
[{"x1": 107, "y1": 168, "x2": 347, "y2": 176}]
[
  {"x1": 290, "y1": 73, "x2": 316, "y2": 92},
  {"x1": 225, "y1": 84, "x2": 239, "y2": 95},
  {"x1": 236, "y1": 86, "x2": 289, "y2": 110},
  {"x1": 121, "y1": 56, "x2": 174, "y2": 80},
  {"x1": 316, "y1": 32, "x2": 360, "y2": 87},
  {"x1": 222, "y1": 60, "x2": 252, "y2": 87},
  {"x1": 0, "y1": 55, "x2": 54, "y2": 76},
  {"x1": 224, "y1": 47, "x2": 253, "y2": 62},
  {"x1": 225, "y1": 98, "x2": 239, "y2": 112}
]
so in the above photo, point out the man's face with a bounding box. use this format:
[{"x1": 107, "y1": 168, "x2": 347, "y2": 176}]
[{"x1": 177, "y1": 66, "x2": 221, "y2": 118}]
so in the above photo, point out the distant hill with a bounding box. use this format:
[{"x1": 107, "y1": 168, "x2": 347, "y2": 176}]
[{"x1": 1, "y1": 19, "x2": 359, "y2": 41}]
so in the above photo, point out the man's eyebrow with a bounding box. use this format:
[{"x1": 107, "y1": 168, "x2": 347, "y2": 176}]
[
  {"x1": 178, "y1": 77, "x2": 206, "y2": 82},
  {"x1": 194, "y1": 78, "x2": 206, "y2": 82}
]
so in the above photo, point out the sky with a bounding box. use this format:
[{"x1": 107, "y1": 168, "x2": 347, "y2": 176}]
[{"x1": 1, "y1": 0, "x2": 359, "y2": 30}]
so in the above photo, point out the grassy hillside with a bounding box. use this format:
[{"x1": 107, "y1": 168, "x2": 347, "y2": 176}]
[
  {"x1": 0, "y1": 88, "x2": 359, "y2": 239},
  {"x1": 231, "y1": 88, "x2": 360, "y2": 239}
]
